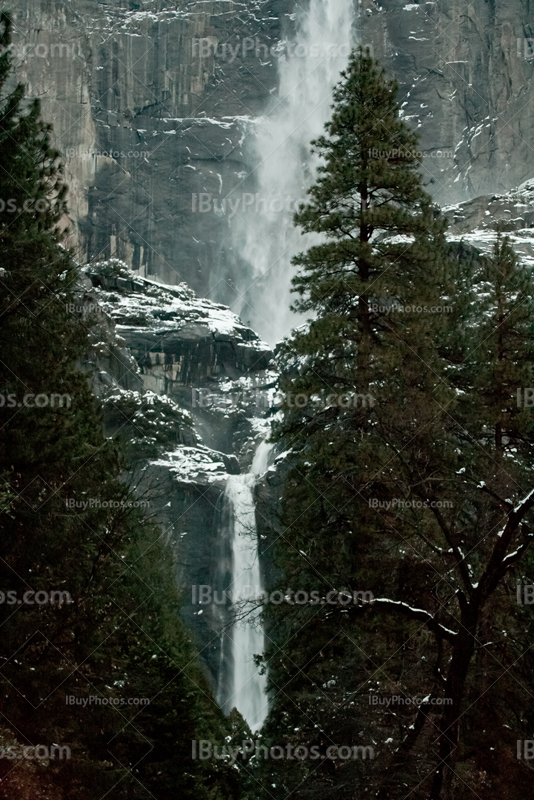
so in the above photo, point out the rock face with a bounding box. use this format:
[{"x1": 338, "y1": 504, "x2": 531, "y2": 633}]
[
  {"x1": 86, "y1": 259, "x2": 272, "y2": 391},
  {"x1": 78, "y1": 259, "x2": 275, "y2": 687},
  {"x1": 360, "y1": 0, "x2": 534, "y2": 205},
  {"x1": 443, "y1": 179, "x2": 534, "y2": 266},
  {"x1": 10, "y1": 0, "x2": 289, "y2": 300},
  {"x1": 11, "y1": 0, "x2": 534, "y2": 298}
]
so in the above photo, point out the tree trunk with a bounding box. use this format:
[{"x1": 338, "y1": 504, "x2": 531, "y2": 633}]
[{"x1": 430, "y1": 619, "x2": 477, "y2": 800}]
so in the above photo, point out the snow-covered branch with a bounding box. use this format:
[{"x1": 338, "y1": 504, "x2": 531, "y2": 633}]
[{"x1": 356, "y1": 597, "x2": 457, "y2": 642}]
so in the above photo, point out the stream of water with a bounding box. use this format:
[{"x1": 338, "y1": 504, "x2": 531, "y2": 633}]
[
  {"x1": 217, "y1": 443, "x2": 272, "y2": 730},
  {"x1": 231, "y1": 0, "x2": 356, "y2": 346}
]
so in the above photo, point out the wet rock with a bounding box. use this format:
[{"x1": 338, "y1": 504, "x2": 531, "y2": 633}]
[{"x1": 78, "y1": 258, "x2": 276, "y2": 690}]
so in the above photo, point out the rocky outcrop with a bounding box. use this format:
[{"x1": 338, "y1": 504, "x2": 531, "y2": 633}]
[
  {"x1": 85, "y1": 257, "x2": 275, "y2": 445},
  {"x1": 76, "y1": 258, "x2": 275, "y2": 686},
  {"x1": 86, "y1": 259, "x2": 272, "y2": 389},
  {"x1": 443, "y1": 178, "x2": 534, "y2": 267}
]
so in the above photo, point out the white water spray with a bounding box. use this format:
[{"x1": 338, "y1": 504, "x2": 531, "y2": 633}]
[
  {"x1": 217, "y1": 442, "x2": 273, "y2": 730},
  {"x1": 231, "y1": 0, "x2": 356, "y2": 346}
]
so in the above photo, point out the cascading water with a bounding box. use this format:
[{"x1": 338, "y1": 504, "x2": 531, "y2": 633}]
[
  {"x1": 229, "y1": 0, "x2": 356, "y2": 346},
  {"x1": 217, "y1": 442, "x2": 273, "y2": 730},
  {"x1": 215, "y1": 0, "x2": 356, "y2": 731}
]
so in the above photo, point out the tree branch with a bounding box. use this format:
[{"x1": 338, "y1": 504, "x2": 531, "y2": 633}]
[
  {"x1": 355, "y1": 597, "x2": 457, "y2": 642},
  {"x1": 475, "y1": 487, "x2": 534, "y2": 604}
]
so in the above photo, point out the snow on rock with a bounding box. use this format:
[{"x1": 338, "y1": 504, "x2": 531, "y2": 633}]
[
  {"x1": 444, "y1": 179, "x2": 534, "y2": 267},
  {"x1": 81, "y1": 259, "x2": 278, "y2": 472},
  {"x1": 85, "y1": 258, "x2": 269, "y2": 343},
  {"x1": 84, "y1": 260, "x2": 274, "y2": 395},
  {"x1": 151, "y1": 444, "x2": 239, "y2": 488}
]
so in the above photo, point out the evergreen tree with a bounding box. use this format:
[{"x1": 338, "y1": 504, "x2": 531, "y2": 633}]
[
  {"x1": 0, "y1": 15, "x2": 239, "y2": 799},
  {"x1": 261, "y1": 48, "x2": 534, "y2": 800}
]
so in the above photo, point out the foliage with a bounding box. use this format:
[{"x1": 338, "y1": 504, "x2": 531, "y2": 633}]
[
  {"x1": 261, "y1": 48, "x2": 534, "y2": 800},
  {"x1": 0, "y1": 15, "x2": 239, "y2": 800}
]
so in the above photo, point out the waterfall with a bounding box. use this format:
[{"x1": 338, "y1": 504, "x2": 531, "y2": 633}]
[
  {"x1": 217, "y1": 442, "x2": 273, "y2": 730},
  {"x1": 214, "y1": 0, "x2": 356, "y2": 730},
  {"x1": 229, "y1": 0, "x2": 356, "y2": 346}
]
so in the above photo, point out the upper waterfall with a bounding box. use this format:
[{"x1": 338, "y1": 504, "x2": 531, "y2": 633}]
[{"x1": 229, "y1": 0, "x2": 356, "y2": 346}]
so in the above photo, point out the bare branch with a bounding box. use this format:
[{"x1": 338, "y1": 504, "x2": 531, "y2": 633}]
[{"x1": 356, "y1": 597, "x2": 457, "y2": 642}]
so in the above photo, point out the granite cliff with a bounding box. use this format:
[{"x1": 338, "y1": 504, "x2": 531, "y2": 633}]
[{"x1": 10, "y1": 0, "x2": 534, "y2": 299}]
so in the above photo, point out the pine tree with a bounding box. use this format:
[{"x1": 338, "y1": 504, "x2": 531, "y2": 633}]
[
  {"x1": 262, "y1": 49, "x2": 534, "y2": 800},
  {"x1": 290, "y1": 45, "x2": 447, "y2": 386},
  {"x1": 0, "y1": 15, "x2": 240, "y2": 799}
]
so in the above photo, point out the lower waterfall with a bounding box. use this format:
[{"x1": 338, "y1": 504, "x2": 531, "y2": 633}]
[{"x1": 217, "y1": 442, "x2": 272, "y2": 731}]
